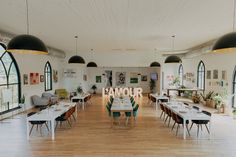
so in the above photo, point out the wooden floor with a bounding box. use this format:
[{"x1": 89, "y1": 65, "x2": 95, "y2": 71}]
[{"x1": 1, "y1": 96, "x2": 236, "y2": 157}]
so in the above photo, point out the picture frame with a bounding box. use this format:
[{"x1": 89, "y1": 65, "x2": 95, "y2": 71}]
[
  {"x1": 30, "y1": 73, "x2": 39, "y2": 85},
  {"x1": 222, "y1": 70, "x2": 227, "y2": 80},
  {"x1": 96, "y1": 76, "x2": 102, "y2": 83},
  {"x1": 141, "y1": 75, "x2": 147, "y2": 81},
  {"x1": 83, "y1": 74, "x2": 87, "y2": 81},
  {"x1": 213, "y1": 70, "x2": 218, "y2": 79},
  {"x1": 206, "y1": 70, "x2": 211, "y2": 79},
  {"x1": 23, "y1": 74, "x2": 28, "y2": 85},
  {"x1": 40, "y1": 75, "x2": 44, "y2": 82}
]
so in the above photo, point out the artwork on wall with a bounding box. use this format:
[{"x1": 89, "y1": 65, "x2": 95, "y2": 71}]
[
  {"x1": 141, "y1": 75, "x2": 147, "y2": 81},
  {"x1": 116, "y1": 72, "x2": 126, "y2": 86},
  {"x1": 105, "y1": 70, "x2": 112, "y2": 87},
  {"x1": 206, "y1": 70, "x2": 211, "y2": 79},
  {"x1": 222, "y1": 70, "x2": 227, "y2": 80},
  {"x1": 53, "y1": 70, "x2": 58, "y2": 83},
  {"x1": 23, "y1": 74, "x2": 28, "y2": 85},
  {"x1": 213, "y1": 70, "x2": 218, "y2": 79},
  {"x1": 96, "y1": 76, "x2": 102, "y2": 83},
  {"x1": 30, "y1": 73, "x2": 39, "y2": 85},
  {"x1": 184, "y1": 72, "x2": 194, "y2": 82},
  {"x1": 208, "y1": 81, "x2": 211, "y2": 86},
  {"x1": 130, "y1": 72, "x2": 139, "y2": 84},
  {"x1": 64, "y1": 69, "x2": 76, "y2": 78},
  {"x1": 83, "y1": 75, "x2": 87, "y2": 81},
  {"x1": 40, "y1": 75, "x2": 44, "y2": 82}
]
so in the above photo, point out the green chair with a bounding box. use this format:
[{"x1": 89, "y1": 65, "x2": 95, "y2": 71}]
[
  {"x1": 106, "y1": 105, "x2": 120, "y2": 118},
  {"x1": 131, "y1": 101, "x2": 135, "y2": 107},
  {"x1": 55, "y1": 89, "x2": 69, "y2": 99},
  {"x1": 125, "y1": 104, "x2": 139, "y2": 125}
]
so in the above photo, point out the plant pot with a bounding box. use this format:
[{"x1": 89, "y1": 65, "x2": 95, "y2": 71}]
[{"x1": 206, "y1": 99, "x2": 215, "y2": 108}]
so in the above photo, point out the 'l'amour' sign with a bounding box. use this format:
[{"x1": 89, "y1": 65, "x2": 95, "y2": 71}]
[{"x1": 102, "y1": 87, "x2": 143, "y2": 97}]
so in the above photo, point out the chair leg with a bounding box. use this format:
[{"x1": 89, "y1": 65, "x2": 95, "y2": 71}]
[
  {"x1": 176, "y1": 124, "x2": 179, "y2": 136},
  {"x1": 125, "y1": 117, "x2": 129, "y2": 126},
  {"x1": 40, "y1": 124, "x2": 42, "y2": 136},
  {"x1": 67, "y1": 120, "x2": 72, "y2": 127},
  {"x1": 197, "y1": 124, "x2": 199, "y2": 137},
  {"x1": 205, "y1": 124, "x2": 210, "y2": 134},
  {"x1": 45, "y1": 123, "x2": 50, "y2": 132},
  {"x1": 60, "y1": 121, "x2": 62, "y2": 128},
  {"x1": 190, "y1": 122, "x2": 194, "y2": 130},
  {"x1": 160, "y1": 111, "x2": 163, "y2": 118},
  {"x1": 168, "y1": 117, "x2": 171, "y2": 127},
  {"x1": 186, "y1": 125, "x2": 190, "y2": 136},
  {"x1": 165, "y1": 115, "x2": 168, "y2": 124},
  {"x1": 172, "y1": 122, "x2": 176, "y2": 131},
  {"x1": 72, "y1": 114, "x2": 76, "y2": 121},
  {"x1": 200, "y1": 124, "x2": 203, "y2": 131},
  {"x1": 55, "y1": 121, "x2": 58, "y2": 130},
  {"x1": 29, "y1": 125, "x2": 34, "y2": 136}
]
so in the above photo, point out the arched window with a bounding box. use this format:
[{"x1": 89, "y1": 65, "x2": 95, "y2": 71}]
[
  {"x1": 44, "y1": 61, "x2": 52, "y2": 91},
  {"x1": 197, "y1": 61, "x2": 205, "y2": 90},
  {"x1": 0, "y1": 43, "x2": 21, "y2": 114},
  {"x1": 178, "y1": 64, "x2": 183, "y2": 86},
  {"x1": 232, "y1": 66, "x2": 236, "y2": 107}
]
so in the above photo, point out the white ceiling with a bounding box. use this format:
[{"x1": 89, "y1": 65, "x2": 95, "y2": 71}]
[{"x1": 0, "y1": 0, "x2": 234, "y2": 54}]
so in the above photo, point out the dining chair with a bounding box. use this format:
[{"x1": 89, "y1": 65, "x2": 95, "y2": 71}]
[
  {"x1": 171, "y1": 112, "x2": 190, "y2": 136},
  {"x1": 159, "y1": 103, "x2": 166, "y2": 120},
  {"x1": 125, "y1": 104, "x2": 139, "y2": 125},
  {"x1": 150, "y1": 96, "x2": 156, "y2": 107},
  {"x1": 69, "y1": 106, "x2": 77, "y2": 122},
  {"x1": 55, "y1": 109, "x2": 72, "y2": 129},
  {"x1": 106, "y1": 105, "x2": 121, "y2": 124},
  {"x1": 27, "y1": 112, "x2": 49, "y2": 136},
  {"x1": 190, "y1": 110, "x2": 211, "y2": 137},
  {"x1": 192, "y1": 106, "x2": 200, "y2": 110},
  {"x1": 165, "y1": 108, "x2": 172, "y2": 127},
  {"x1": 183, "y1": 102, "x2": 189, "y2": 106}
]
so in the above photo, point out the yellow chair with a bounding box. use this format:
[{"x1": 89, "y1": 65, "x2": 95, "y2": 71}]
[{"x1": 55, "y1": 89, "x2": 68, "y2": 99}]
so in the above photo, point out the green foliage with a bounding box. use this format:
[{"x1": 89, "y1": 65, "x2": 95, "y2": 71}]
[
  {"x1": 20, "y1": 94, "x2": 25, "y2": 103},
  {"x1": 192, "y1": 93, "x2": 201, "y2": 103},
  {"x1": 77, "y1": 86, "x2": 83, "y2": 94},
  {"x1": 200, "y1": 91, "x2": 215, "y2": 101}
]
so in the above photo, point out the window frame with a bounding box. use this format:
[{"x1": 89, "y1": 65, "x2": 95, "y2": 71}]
[
  {"x1": 0, "y1": 43, "x2": 21, "y2": 114},
  {"x1": 197, "y1": 61, "x2": 205, "y2": 90},
  {"x1": 178, "y1": 64, "x2": 184, "y2": 86},
  {"x1": 44, "y1": 61, "x2": 52, "y2": 91}
]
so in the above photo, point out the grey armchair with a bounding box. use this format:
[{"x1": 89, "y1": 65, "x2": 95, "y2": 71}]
[
  {"x1": 42, "y1": 92, "x2": 58, "y2": 104},
  {"x1": 31, "y1": 95, "x2": 49, "y2": 108}
]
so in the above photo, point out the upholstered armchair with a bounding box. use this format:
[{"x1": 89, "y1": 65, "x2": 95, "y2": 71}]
[
  {"x1": 42, "y1": 92, "x2": 58, "y2": 104},
  {"x1": 55, "y1": 89, "x2": 69, "y2": 99},
  {"x1": 31, "y1": 95, "x2": 49, "y2": 108}
]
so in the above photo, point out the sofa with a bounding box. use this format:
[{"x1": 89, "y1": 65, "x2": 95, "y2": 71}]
[
  {"x1": 55, "y1": 89, "x2": 69, "y2": 99},
  {"x1": 31, "y1": 95, "x2": 49, "y2": 108},
  {"x1": 42, "y1": 92, "x2": 58, "y2": 104}
]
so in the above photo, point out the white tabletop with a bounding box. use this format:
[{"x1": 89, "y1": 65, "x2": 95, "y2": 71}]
[
  {"x1": 72, "y1": 93, "x2": 90, "y2": 99},
  {"x1": 150, "y1": 94, "x2": 169, "y2": 100},
  {"x1": 111, "y1": 99, "x2": 133, "y2": 111}
]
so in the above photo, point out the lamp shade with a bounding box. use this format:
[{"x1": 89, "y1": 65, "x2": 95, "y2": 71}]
[
  {"x1": 150, "y1": 62, "x2": 161, "y2": 67},
  {"x1": 87, "y1": 62, "x2": 97, "y2": 67},
  {"x1": 68, "y1": 55, "x2": 85, "y2": 64},
  {"x1": 212, "y1": 32, "x2": 236, "y2": 53},
  {"x1": 7, "y1": 34, "x2": 48, "y2": 54},
  {"x1": 164, "y1": 55, "x2": 181, "y2": 63}
]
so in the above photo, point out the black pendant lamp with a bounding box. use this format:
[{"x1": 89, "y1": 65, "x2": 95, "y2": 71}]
[
  {"x1": 87, "y1": 62, "x2": 97, "y2": 67},
  {"x1": 213, "y1": 0, "x2": 236, "y2": 53},
  {"x1": 7, "y1": 0, "x2": 48, "y2": 54},
  {"x1": 68, "y1": 36, "x2": 85, "y2": 64},
  {"x1": 150, "y1": 62, "x2": 161, "y2": 67},
  {"x1": 87, "y1": 49, "x2": 97, "y2": 67},
  {"x1": 164, "y1": 55, "x2": 182, "y2": 63}
]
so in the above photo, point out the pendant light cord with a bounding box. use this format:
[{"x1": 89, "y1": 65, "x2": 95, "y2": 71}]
[
  {"x1": 75, "y1": 36, "x2": 78, "y2": 55},
  {"x1": 26, "y1": 0, "x2": 29, "y2": 34},
  {"x1": 233, "y1": 0, "x2": 236, "y2": 31},
  {"x1": 171, "y1": 35, "x2": 175, "y2": 50}
]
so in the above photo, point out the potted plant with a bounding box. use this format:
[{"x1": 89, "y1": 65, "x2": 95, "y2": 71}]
[
  {"x1": 91, "y1": 85, "x2": 97, "y2": 94},
  {"x1": 200, "y1": 91, "x2": 215, "y2": 107},
  {"x1": 213, "y1": 94, "x2": 223, "y2": 113},
  {"x1": 232, "y1": 108, "x2": 236, "y2": 119},
  {"x1": 171, "y1": 76, "x2": 180, "y2": 88},
  {"x1": 192, "y1": 93, "x2": 201, "y2": 103},
  {"x1": 149, "y1": 79, "x2": 156, "y2": 93},
  {"x1": 20, "y1": 94, "x2": 25, "y2": 104},
  {"x1": 77, "y1": 86, "x2": 83, "y2": 94}
]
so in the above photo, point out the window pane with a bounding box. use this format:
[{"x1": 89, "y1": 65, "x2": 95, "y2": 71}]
[
  {"x1": 0, "y1": 61, "x2": 7, "y2": 84},
  {"x1": 1, "y1": 52, "x2": 12, "y2": 72},
  {"x1": 9, "y1": 64, "x2": 18, "y2": 84},
  {"x1": 0, "y1": 45, "x2": 5, "y2": 57}
]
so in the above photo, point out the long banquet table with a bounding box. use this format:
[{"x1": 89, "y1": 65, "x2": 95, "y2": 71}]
[
  {"x1": 26, "y1": 102, "x2": 76, "y2": 140},
  {"x1": 150, "y1": 93, "x2": 169, "y2": 110},
  {"x1": 163, "y1": 102, "x2": 211, "y2": 139},
  {"x1": 71, "y1": 93, "x2": 91, "y2": 110}
]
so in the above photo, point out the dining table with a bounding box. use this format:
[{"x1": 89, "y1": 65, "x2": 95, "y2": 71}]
[
  {"x1": 163, "y1": 101, "x2": 212, "y2": 139},
  {"x1": 26, "y1": 101, "x2": 76, "y2": 140},
  {"x1": 71, "y1": 93, "x2": 90, "y2": 110},
  {"x1": 150, "y1": 93, "x2": 169, "y2": 110}
]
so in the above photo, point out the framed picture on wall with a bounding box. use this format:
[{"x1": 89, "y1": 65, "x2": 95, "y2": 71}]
[
  {"x1": 40, "y1": 75, "x2": 44, "y2": 82},
  {"x1": 53, "y1": 69, "x2": 58, "y2": 83},
  {"x1": 213, "y1": 70, "x2": 218, "y2": 79},
  {"x1": 83, "y1": 75, "x2": 87, "y2": 81},
  {"x1": 141, "y1": 75, "x2": 147, "y2": 81},
  {"x1": 23, "y1": 74, "x2": 28, "y2": 85},
  {"x1": 30, "y1": 73, "x2": 39, "y2": 85},
  {"x1": 96, "y1": 76, "x2": 102, "y2": 83},
  {"x1": 222, "y1": 70, "x2": 227, "y2": 80},
  {"x1": 206, "y1": 70, "x2": 211, "y2": 79}
]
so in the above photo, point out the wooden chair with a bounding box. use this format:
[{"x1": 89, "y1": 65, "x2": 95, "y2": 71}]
[
  {"x1": 171, "y1": 112, "x2": 190, "y2": 136},
  {"x1": 55, "y1": 109, "x2": 72, "y2": 129}
]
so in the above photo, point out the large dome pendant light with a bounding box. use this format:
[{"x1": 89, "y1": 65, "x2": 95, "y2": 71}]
[
  {"x1": 165, "y1": 35, "x2": 182, "y2": 63},
  {"x1": 68, "y1": 36, "x2": 85, "y2": 64},
  {"x1": 7, "y1": 0, "x2": 48, "y2": 54},
  {"x1": 87, "y1": 49, "x2": 97, "y2": 67},
  {"x1": 212, "y1": 0, "x2": 236, "y2": 53}
]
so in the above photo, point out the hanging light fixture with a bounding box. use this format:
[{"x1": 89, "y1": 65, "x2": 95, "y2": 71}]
[
  {"x1": 212, "y1": 0, "x2": 236, "y2": 53},
  {"x1": 87, "y1": 49, "x2": 97, "y2": 67},
  {"x1": 165, "y1": 35, "x2": 182, "y2": 63},
  {"x1": 150, "y1": 48, "x2": 161, "y2": 67},
  {"x1": 68, "y1": 36, "x2": 85, "y2": 64},
  {"x1": 7, "y1": 0, "x2": 48, "y2": 54}
]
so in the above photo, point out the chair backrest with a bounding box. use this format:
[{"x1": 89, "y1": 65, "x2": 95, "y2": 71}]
[
  {"x1": 202, "y1": 110, "x2": 211, "y2": 116},
  {"x1": 133, "y1": 104, "x2": 139, "y2": 112},
  {"x1": 27, "y1": 112, "x2": 36, "y2": 117},
  {"x1": 171, "y1": 112, "x2": 177, "y2": 121},
  {"x1": 184, "y1": 102, "x2": 189, "y2": 106},
  {"x1": 63, "y1": 110, "x2": 72, "y2": 120},
  {"x1": 192, "y1": 106, "x2": 199, "y2": 110},
  {"x1": 151, "y1": 96, "x2": 156, "y2": 102},
  {"x1": 160, "y1": 103, "x2": 164, "y2": 111}
]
